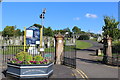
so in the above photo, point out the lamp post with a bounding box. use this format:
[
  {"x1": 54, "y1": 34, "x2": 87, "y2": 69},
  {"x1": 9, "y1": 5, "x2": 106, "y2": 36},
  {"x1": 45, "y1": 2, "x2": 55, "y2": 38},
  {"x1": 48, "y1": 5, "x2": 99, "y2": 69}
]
[{"x1": 39, "y1": 8, "x2": 46, "y2": 51}]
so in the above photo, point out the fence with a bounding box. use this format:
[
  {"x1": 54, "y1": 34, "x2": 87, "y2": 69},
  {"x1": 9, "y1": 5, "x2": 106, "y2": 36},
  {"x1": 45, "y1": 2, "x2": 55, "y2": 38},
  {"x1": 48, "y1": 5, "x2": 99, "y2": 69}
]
[
  {"x1": 106, "y1": 55, "x2": 120, "y2": 66},
  {"x1": 103, "y1": 46, "x2": 120, "y2": 66},
  {"x1": 1, "y1": 46, "x2": 55, "y2": 71}
]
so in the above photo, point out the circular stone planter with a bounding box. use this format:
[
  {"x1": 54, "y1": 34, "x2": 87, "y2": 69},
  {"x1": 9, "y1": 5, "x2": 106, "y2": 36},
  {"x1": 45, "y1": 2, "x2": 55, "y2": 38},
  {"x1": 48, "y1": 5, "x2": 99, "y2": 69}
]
[{"x1": 7, "y1": 62, "x2": 53, "y2": 78}]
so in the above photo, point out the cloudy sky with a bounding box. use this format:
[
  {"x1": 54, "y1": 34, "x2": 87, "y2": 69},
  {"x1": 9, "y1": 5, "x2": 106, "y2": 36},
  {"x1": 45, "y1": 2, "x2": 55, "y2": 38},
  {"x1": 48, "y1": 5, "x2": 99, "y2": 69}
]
[{"x1": 1, "y1": 2, "x2": 118, "y2": 34}]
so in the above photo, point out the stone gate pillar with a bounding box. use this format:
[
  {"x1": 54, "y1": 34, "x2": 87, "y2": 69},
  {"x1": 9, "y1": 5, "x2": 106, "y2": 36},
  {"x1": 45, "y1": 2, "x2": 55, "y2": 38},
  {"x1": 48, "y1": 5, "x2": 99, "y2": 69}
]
[
  {"x1": 107, "y1": 37, "x2": 112, "y2": 57},
  {"x1": 103, "y1": 36, "x2": 112, "y2": 63},
  {"x1": 103, "y1": 37, "x2": 108, "y2": 63},
  {"x1": 54, "y1": 33, "x2": 64, "y2": 64}
]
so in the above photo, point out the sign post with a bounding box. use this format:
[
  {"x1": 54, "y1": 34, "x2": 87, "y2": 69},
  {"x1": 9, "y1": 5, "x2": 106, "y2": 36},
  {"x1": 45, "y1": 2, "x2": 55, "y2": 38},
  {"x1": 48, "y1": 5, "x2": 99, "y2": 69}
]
[
  {"x1": 24, "y1": 27, "x2": 26, "y2": 51},
  {"x1": 39, "y1": 8, "x2": 46, "y2": 51}
]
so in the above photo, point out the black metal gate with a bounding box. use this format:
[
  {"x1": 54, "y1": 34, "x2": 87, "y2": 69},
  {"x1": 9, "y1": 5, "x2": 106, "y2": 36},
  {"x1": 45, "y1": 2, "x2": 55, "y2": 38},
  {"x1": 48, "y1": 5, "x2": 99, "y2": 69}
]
[{"x1": 63, "y1": 44, "x2": 76, "y2": 68}]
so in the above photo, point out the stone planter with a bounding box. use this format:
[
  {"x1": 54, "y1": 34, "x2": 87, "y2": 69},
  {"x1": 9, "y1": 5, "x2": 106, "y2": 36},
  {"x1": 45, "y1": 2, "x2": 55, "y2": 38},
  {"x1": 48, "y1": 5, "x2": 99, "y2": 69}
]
[{"x1": 7, "y1": 62, "x2": 53, "y2": 78}]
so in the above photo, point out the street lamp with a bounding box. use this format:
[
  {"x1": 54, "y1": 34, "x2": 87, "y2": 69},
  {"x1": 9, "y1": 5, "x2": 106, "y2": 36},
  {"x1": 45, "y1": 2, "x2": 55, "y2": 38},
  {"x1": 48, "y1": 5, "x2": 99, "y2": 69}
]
[{"x1": 39, "y1": 8, "x2": 46, "y2": 51}]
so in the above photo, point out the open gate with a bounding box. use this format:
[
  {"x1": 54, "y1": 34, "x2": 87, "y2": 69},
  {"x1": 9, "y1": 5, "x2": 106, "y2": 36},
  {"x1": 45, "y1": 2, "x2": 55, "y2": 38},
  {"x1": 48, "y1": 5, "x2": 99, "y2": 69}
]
[{"x1": 63, "y1": 44, "x2": 76, "y2": 68}]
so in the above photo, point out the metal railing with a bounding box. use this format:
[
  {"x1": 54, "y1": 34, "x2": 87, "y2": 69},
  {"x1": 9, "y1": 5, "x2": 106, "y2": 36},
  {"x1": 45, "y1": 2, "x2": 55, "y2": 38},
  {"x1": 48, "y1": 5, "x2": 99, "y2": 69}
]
[
  {"x1": 1, "y1": 46, "x2": 55, "y2": 70},
  {"x1": 106, "y1": 55, "x2": 120, "y2": 66}
]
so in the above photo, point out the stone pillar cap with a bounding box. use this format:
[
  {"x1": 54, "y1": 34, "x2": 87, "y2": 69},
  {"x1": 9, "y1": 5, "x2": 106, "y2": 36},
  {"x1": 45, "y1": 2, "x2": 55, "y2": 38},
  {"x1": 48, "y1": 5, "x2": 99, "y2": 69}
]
[
  {"x1": 54, "y1": 32, "x2": 64, "y2": 38},
  {"x1": 107, "y1": 37, "x2": 112, "y2": 40}
]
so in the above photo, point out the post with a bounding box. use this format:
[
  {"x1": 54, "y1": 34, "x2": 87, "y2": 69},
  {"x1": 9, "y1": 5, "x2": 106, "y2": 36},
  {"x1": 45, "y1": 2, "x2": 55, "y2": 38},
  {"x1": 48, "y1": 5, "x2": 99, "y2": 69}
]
[
  {"x1": 39, "y1": 8, "x2": 46, "y2": 49},
  {"x1": 40, "y1": 25, "x2": 43, "y2": 48},
  {"x1": 54, "y1": 33, "x2": 64, "y2": 64},
  {"x1": 24, "y1": 27, "x2": 26, "y2": 51}
]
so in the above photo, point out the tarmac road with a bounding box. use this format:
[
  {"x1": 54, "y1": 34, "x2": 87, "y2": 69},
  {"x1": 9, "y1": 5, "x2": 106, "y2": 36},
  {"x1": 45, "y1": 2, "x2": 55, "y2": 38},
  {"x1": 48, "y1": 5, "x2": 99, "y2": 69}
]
[{"x1": 76, "y1": 40, "x2": 119, "y2": 80}]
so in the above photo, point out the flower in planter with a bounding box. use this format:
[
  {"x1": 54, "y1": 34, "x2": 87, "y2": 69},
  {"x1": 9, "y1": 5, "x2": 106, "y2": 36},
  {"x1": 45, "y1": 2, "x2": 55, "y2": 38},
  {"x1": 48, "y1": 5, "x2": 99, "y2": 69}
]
[
  {"x1": 16, "y1": 61, "x2": 23, "y2": 64},
  {"x1": 9, "y1": 51, "x2": 50, "y2": 65}
]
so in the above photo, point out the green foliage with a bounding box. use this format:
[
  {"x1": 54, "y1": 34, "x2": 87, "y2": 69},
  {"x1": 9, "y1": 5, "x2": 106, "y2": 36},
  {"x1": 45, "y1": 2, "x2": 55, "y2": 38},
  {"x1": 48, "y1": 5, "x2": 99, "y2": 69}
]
[
  {"x1": 76, "y1": 40, "x2": 93, "y2": 49},
  {"x1": 112, "y1": 41, "x2": 120, "y2": 54},
  {"x1": 34, "y1": 55, "x2": 44, "y2": 61},
  {"x1": 44, "y1": 27, "x2": 54, "y2": 36},
  {"x1": 24, "y1": 55, "x2": 33, "y2": 61},
  {"x1": 78, "y1": 35, "x2": 89, "y2": 40},
  {"x1": 33, "y1": 24, "x2": 42, "y2": 28},
  {"x1": 14, "y1": 29, "x2": 22, "y2": 37},
  {"x1": 16, "y1": 51, "x2": 33, "y2": 61},
  {"x1": 102, "y1": 16, "x2": 120, "y2": 40},
  {"x1": 72, "y1": 26, "x2": 81, "y2": 34},
  {"x1": 9, "y1": 51, "x2": 50, "y2": 64},
  {"x1": 63, "y1": 27, "x2": 71, "y2": 33},
  {"x1": 2, "y1": 26, "x2": 15, "y2": 37},
  {"x1": 2, "y1": 26, "x2": 22, "y2": 37}
]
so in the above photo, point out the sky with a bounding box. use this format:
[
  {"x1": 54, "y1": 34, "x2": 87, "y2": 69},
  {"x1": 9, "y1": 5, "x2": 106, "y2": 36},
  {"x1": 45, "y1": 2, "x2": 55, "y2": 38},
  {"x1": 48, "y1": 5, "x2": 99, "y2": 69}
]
[
  {"x1": 1, "y1": 2, "x2": 119, "y2": 34},
  {"x1": 2, "y1": 0, "x2": 120, "y2": 2}
]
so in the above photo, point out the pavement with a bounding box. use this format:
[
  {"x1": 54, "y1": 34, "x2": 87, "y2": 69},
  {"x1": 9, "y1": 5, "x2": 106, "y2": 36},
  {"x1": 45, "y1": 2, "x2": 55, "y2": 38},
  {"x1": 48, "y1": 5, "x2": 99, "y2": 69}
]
[{"x1": 1, "y1": 64, "x2": 79, "y2": 80}]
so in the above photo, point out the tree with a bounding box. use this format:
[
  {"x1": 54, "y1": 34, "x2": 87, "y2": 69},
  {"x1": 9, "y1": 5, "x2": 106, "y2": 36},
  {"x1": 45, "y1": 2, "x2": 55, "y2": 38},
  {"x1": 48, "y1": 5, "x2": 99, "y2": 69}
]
[
  {"x1": 44, "y1": 27, "x2": 53, "y2": 36},
  {"x1": 63, "y1": 27, "x2": 71, "y2": 32},
  {"x1": 33, "y1": 24, "x2": 42, "y2": 28},
  {"x1": 2, "y1": 26, "x2": 15, "y2": 37},
  {"x1": 102, "y1": 16, "x2": 119, "y2": 40},
  {"x1": 78, "y1": 35, "x2": 89, "y2": 40},
  {"x1": 72, "y1": 26, "x2": 81, "y2": 34},
  {"x1": 14, "y1": 29, "x2": 22, "y2": 37}
]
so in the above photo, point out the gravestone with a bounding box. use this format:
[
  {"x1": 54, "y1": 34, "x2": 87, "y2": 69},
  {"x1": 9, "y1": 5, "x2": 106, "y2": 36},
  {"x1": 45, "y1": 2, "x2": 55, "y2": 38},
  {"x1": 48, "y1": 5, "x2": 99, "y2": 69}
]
[
  {"x1": 7, "y1": 40, "x2": 9, "y2": 45},
  {"x1": 15, "y1": 40, "x2": 19, "y2": 45},
  {"x1": 97, "y1": 36, "x2": 102, "y2": 42},
  {"x1": 96, "y1": 49, "x2": 102, "y2": 56},
  {"x1": 28, "y1": 44, "x2": 40, "y2": 55},
  {"x1": 47, "y1": 37, "x2": 50, "y2": 48},
  {"x1": 10, "y1": 39, "x2": 13, "y2": 45}
]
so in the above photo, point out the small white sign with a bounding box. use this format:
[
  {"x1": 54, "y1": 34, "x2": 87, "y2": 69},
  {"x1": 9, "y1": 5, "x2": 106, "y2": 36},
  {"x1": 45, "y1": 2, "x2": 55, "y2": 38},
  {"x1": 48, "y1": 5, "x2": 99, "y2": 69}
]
[
  {"x1": 40, "y1": 48, "x2": 44, "y2": 52},
  {"x1": 26, "y1": 30, "x2": 33, "y2": 38},
  {"x1": 108, "y1": 41, "x2": 111, "y2": 46},
  {"x1": 36, "y1": 41, "x2": 40, "y2": 44}
]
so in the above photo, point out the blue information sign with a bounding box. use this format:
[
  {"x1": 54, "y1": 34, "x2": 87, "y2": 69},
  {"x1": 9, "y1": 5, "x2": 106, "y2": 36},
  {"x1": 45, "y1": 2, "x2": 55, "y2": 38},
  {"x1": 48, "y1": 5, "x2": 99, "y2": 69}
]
[{"x1": 26, "y1": 26, "x2": 40, "y2": 45}]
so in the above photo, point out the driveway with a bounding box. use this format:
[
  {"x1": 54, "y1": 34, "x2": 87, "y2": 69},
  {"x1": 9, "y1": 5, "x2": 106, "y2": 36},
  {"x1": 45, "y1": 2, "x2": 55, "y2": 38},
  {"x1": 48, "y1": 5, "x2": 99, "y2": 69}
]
[{"x1": 76, "y1": 40, "x2": 119, "y2": 79}]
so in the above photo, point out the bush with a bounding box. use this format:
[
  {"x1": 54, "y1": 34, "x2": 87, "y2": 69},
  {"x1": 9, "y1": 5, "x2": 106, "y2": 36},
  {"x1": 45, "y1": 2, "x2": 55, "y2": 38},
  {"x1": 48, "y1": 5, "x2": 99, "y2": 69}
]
[
  {"x1": 9, "y1": 51, "x2": 49, "y2": 64},
  {"x1": 78, "y1": 35, "x2": 89, "y2": 40}
]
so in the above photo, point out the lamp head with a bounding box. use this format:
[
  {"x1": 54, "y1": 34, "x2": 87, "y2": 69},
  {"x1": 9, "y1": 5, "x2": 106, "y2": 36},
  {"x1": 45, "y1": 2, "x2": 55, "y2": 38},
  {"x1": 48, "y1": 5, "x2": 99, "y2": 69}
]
[
  {"x1": 40, "y1": 14, "x2": 44, "y2": 19},
  {"x1": 43, "y1": 8, "x2": 46, "y2": 14}
]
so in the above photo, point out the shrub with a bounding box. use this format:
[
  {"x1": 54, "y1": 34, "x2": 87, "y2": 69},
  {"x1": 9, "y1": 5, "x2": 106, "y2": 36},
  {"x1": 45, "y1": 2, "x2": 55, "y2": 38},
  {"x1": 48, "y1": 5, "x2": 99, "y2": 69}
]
[
  {"x1": 78, "y1": 35, "x2": 89, "y2": 40},
  {"x1": 9, "y1": 51, "x2": 49, "y2": 64},
  {"x1": 112, "y1": 41, "x2": 120, "y2": 54}
]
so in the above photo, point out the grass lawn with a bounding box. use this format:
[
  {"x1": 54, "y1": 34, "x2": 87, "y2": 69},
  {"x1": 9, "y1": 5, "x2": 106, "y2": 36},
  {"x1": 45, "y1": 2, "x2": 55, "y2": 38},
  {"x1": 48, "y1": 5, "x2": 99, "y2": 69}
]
[
  {"x1": 76, "y1": 40, "x2": 93, "y2": 49},
  {"x1": 44, "y1": 47, "x2": 55, "y2": 53}
]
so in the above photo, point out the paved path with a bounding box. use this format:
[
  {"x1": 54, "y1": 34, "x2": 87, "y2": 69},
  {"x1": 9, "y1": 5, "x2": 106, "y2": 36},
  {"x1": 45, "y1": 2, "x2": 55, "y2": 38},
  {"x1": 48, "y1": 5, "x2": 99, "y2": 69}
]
[
  {"x1": 2, "y1": 64, "x2": 78, "y2": 80},
  {"x1": 76, "y1": 40, "x2": 119, "y2": 79}
]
